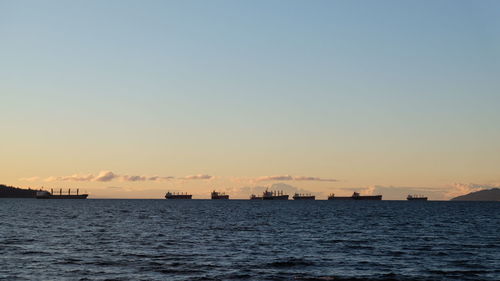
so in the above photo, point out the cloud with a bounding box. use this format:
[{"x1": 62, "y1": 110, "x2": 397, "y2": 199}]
[
  {"x1": 464, "y1": 183, "x2": 500, "y2": 189},
  {"x1": 181, "y1": 174, "x2": 213, "y2": 180},
  {"x1": 39, "y1": 171, "x2": 175, "y2": 183},
  {"x1": 120, "y1": 175, "x2": 147, "y2": 182},
  {"x1": 44, "y1": 174, "x2": 94, "y2": 182},
  {"x1": 256, "y1": 175, "x2": 293, "y2": 181},
  {"x1": 34, "y1": 172, "x2": 334, "y2": 184},
  {"x1": 94, "y1": 171, "x2": 117, "y2": 182},
  {"x1": 255, "y1": 175, "x2": 337, "y2": 182},
  {"x1": 293, "y1": 176, "x2": 337, "y2": 182},
  {"x1": 360, "y1": 185, "x2": 376, "y2": 195},
  {"x1": 148, "y1": 176, "x2": 175, "y2": 181},
  {"x1": 19, "y1": 176, "x2": 40, "y2": 182},
  {"x1": 445, "y1": 183, "x2": 500, "y2": 199}
]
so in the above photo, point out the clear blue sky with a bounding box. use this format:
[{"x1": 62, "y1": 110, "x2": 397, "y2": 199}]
[{"x1": 1, "y1": 0, "x2": 499, "y2": 198}]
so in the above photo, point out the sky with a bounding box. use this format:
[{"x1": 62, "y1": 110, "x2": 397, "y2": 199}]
[{"x1": 1, "y1": 0, "x2": 499, "y2": 199}]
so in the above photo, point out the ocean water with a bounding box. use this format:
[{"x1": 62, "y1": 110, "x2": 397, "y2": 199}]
[{"x1": 0, "y1": 199, "x2": 498, "y2": 281}]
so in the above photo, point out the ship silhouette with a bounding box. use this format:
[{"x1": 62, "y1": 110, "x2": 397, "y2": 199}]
[
  {"x1": 407, "y1": 194, "x2": 428, "y2": 201},
  {"x1": 36, "y1": 188, "x2": 88, "y2": 199},
  {"x1": 211, "y1": 190, "x2": 229, "y2": 199},
  {"x1": 250, "y1": 189, "x2": 289, "y2": 200},
  {"x1": 328, "y1": 192, "x2": 382, "y2": 200},
  {"x1": 165, "y1": 191, "x2": 192, "y2": 199},
  {"x1": 292, "y1": 193, "x2": 315, "y2": 200}
]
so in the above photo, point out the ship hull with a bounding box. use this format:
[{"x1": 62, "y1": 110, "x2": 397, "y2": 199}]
[
  {"x1": 211, "y1": 195, "x2": 229, "y2": 200},
  {"x1": 293, "y1": 196, "x2": 315, "y2": 200},
  {"x1": 407, "y1": 198, "x2": 427, "y2": 201},
  {"x1": 355, "y1": 195, "x2": 382, "y2": 200},
  {"x1": 165, "y1": 195, "x2": 192, "y2": 199},
  {"x1": 328, "y1": 196, "x2": 352, "y2": 200},
  {"x1": 262, "y1": 195, "x2": 289, "y2": 200},
  {"x1": 36, "y1": 194, "x2": 88, "y2": 199},
  {"x1": 328, "y1": 195, "x2": 382, "y2": 200}
]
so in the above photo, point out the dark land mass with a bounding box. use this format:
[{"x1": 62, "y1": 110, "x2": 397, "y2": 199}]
[
  {"x1": 451, "y1": 188, "x2": 500, "y2": 201},
  {"x1": 0, "y1": 184, "x2": 37, "y2": 198}
]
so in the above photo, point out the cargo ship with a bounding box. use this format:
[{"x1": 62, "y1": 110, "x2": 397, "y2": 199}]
[
  {"x1": 250, "y1": 189, "x2": 289, "y2": 200},
  {"x1": 211, "y1": 190, "x2": 229, "y2": 199},
  {"x1": 36, "y1": 188, "x2": 88, "y2": 199},
  {"x1": 407, "y1": 194, "x2": 428, "y2": 201},
  {"x1": 165, "y1": 191, "x2": 192, "y2": 199},
  {"x1": 292, "y1": 193, "x2": 315, "y2": 200},
  {"x1": 328, "y1": 192, "x2": 382, "y2": 200}
]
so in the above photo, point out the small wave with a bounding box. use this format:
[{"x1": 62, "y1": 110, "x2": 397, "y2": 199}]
[
  {"x1": 268, "y1": 258, "x2": 314, "y2": 268},
  {"x1": 20, "y1": 250, "x2": 50, "y2": 256},
  {"x1": 221, "y1": 273, "x2": 253, "y2": 279},
  {"x1": 57, "y1": 258, "x2": 83, "y2": 265},
  {"x1": 156, "y1": 268, "x2": 205, "y2": 275},
  {"x1": 427, "y1": 269, "x2": 489, "y2": 276},
  {"x1": 294, "y1": 273, "x2": 434, "y2": 281}
]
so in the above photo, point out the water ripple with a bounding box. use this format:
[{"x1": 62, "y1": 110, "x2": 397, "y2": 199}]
[{"x1": 0, "y1": 199, "x2": 498, "y2": 281}]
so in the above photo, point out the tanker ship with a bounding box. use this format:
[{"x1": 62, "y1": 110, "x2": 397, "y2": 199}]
[
  {"x1": 292, "y1": 193, "x2": 315, "y2": 200},
  {"x1": 165, "y1": 191, "x2": 192, "y2": 199},
  {"x1": 36, "y1": 188, "x2": 88, "y2": 199},
  {"x1": 250, "y1": 189, "x2": 289, "y2": 200},
  {"x1": 211, "y1": 190, "x2": 229, "y2": 199},
  {"x1": 407, "y1": 194, "x2": 428, "y2": 201},
  {"x1": 328, "y1": 192, "x2": 382, "y2": 200}
]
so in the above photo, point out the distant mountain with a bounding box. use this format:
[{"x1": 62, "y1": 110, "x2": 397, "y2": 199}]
[
  {"x1": 0, "y1": 184, "x2": 37, "y2": 198},
  {"x1": 451, "y1": 188, "x2": 500, "y2": 201}
]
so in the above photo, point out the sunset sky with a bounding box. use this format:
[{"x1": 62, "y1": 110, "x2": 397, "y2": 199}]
[{"x1": 1, "y1": 0, "x2": 499, "y2": 199}]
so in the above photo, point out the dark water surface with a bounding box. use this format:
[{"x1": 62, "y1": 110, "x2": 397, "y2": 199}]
[{"x1": 0, "y1": 199, "x2": 498, "y2": 281}]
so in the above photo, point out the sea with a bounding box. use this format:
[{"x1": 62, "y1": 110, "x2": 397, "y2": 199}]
[{"x1": 0, "y1": 199, "x2": 498, "y2": 281}]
